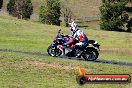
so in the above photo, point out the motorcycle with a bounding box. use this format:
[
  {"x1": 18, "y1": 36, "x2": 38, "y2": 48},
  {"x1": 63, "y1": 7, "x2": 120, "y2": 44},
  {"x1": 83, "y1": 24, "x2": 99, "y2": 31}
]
[{"x1": 47, "y1": 29, "x2": 100, "y2": 61}]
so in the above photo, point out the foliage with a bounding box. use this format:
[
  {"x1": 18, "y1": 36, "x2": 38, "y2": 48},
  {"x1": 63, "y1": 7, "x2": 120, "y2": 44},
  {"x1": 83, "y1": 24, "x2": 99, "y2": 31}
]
[
  {"x1": 7, "y1": 0, "x2": 15, "y2": 15},
  {"x1": 7, "y1": 0, "x2": 33, "y2": 19},
  {"x1": 102, "y1": 0, "x2": 132, "y2": 3},
  {"x1": 39, "y1": 0, "x2": 61, "y2": 25},
  {"x1": 126, "y1": 18, "x2": 132, "y2": 32},
  {"x1": 100, "y1": 0, "x2": 129, "y2": 32},
  {"x1": 0, "y1": 0, "x2": 3, "y2": 9}
]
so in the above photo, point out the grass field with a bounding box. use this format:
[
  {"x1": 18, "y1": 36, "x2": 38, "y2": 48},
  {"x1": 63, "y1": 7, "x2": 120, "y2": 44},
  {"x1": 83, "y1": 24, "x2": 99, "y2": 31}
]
[
  {"x1": 0, "y1": 52, "x2": 132, "y2": 88},
  {"x1": 0, "y1": 15, "x2": 132, "y2": 88},
  {"x1": 0, "y1": 15, "x2": 131, "y2": 62}
]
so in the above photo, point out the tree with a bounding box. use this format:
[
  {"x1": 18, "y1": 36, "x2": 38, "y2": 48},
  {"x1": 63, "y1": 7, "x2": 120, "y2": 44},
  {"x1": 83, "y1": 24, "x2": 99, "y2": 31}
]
[
  {"x1": 126, "y1": 18, "x2": 132, "y2": 32},
  {"x1": 7, "y1": 0, "x2": 15, "y2": 15},
  {"x1": 61, "y1": 0, "x2": 74, "y2": 27},
  {"x1": 100, "y1": 0, "x2": 129, "y2": 32},
  {"x1": 102, "y1": 0, "x2": 132, "y2": 3},
  {"x1": 39, "y1": 0, "x2": 61, "y2": 25},
  {"x1": 7, "y1": 0, "x2": 33, "y2": 19},
  {"x1": 0, "y1": 0, "x2": 3, "y2": 9},
  {"x1": 127, "y1": 0, "x2": 132, "y2": 2}
]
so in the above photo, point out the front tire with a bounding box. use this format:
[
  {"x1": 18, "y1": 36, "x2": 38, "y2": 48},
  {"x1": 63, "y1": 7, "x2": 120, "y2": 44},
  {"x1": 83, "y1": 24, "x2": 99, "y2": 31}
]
[
  {"x1": 47, "y1": 45, "x2": 62, "y2": 57},
  {"x1": 82, "y1": 47, "x2": 99, "y2": 61}
]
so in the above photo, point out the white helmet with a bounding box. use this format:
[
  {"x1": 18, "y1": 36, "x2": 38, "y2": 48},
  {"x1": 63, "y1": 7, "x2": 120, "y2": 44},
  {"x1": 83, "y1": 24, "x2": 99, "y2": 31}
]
[{"x1": 69, "y1": 21, "x2": 78, "y2": 32}]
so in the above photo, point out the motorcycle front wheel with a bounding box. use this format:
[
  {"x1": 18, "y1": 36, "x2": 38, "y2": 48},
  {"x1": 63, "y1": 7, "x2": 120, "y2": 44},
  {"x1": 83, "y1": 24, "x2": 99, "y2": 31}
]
[{"x1": 47, "y1": 45, "x2": 62, "y2": 57}]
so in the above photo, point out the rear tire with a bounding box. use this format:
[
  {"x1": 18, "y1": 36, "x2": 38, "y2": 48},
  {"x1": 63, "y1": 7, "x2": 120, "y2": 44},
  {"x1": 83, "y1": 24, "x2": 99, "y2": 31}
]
[{"x1": 82, "y1": 47, "x2": 99, "y2": 61}]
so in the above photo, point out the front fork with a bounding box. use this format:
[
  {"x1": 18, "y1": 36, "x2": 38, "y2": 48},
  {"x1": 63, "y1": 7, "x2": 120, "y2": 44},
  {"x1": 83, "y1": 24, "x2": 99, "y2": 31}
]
[{"x1": 57, "y1": 45, "x2": 64, "y2": 56}]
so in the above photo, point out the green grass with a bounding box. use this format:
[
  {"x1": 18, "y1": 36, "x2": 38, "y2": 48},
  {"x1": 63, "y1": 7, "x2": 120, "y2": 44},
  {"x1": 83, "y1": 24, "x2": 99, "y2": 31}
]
[
  {"x1": 0, "y1": 52, "x2": 132, "y2": 88},
  {"x1": 0, "y1": 15, "x2": 132, "y2": 62},
  {"x1": 0, "y1": 15, "x2": 132, "y2": 88}
]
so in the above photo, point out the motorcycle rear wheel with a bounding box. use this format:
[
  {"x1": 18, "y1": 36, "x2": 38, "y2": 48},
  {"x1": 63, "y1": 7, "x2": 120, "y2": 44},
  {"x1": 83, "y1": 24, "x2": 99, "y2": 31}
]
[{"x1": 82, "y1": 47, "x2": 99, "y2": 61}]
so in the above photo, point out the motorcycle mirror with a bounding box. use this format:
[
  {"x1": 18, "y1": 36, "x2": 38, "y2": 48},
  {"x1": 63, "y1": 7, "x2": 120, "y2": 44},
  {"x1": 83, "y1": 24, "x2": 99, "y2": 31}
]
[
  {"x1": 58, "y1": 29, "x2": 61, "y2": 35},
  {"x1": 59, "y1": 29, "x2": 61, "y2": 32}
]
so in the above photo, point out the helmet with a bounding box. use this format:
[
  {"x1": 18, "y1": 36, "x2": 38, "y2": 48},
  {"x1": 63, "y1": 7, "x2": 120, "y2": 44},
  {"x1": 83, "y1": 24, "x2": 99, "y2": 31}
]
[{"x1": 69, "y1": 21, "x2": 78, "y2": 32}]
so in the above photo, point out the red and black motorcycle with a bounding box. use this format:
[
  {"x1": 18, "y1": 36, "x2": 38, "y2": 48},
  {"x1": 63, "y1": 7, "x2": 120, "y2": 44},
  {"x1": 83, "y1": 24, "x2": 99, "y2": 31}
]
[{"x1": 47, "y1": 29, "x2": 100, "y2": 61}]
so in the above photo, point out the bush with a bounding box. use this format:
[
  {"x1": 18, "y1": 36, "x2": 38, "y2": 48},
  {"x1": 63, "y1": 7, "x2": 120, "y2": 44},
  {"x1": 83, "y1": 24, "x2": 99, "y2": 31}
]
[
  {"x1": 126, "y1": 18, "x2": 132, "y2": 32},
  {"x1": 100, "y1": 0, "x2": 129, "y2": 32},
  {"x1": 7, "y1": 0, "x2": 16, "y2": 15},
  {"x1": 0, "y1": 0, "x2": 3, "y2": 9},
  {"x1": 7, "y1": 0, "x2": 33, "y2": 19},
  {"x1": 39, "y1": 0, "x2": 61, "y2": 25}
]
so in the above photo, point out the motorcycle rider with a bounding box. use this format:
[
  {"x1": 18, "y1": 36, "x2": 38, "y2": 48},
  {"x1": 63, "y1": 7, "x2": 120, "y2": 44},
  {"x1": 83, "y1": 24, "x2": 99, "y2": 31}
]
[{"x1": 64, "y1": 20, "x2": 88, "y2": 58}]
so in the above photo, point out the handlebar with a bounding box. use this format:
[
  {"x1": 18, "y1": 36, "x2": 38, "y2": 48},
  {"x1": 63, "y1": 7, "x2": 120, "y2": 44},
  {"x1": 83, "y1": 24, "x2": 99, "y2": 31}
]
[
  {"x1": 58, "y1": 29, "x2": 65, "y2": 37},
  {"x1": 57, "y1": 29, "x2": 71, "y2": 38}
]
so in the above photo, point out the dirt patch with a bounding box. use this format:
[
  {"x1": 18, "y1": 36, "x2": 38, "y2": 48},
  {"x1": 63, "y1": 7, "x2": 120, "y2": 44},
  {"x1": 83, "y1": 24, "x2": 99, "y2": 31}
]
[
  {"x1": 25, "y1": 60, "x2": 76, "y2": 70},
  {"x1": 23, "y1": 60, "x2": 93, "y2": 73}
]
